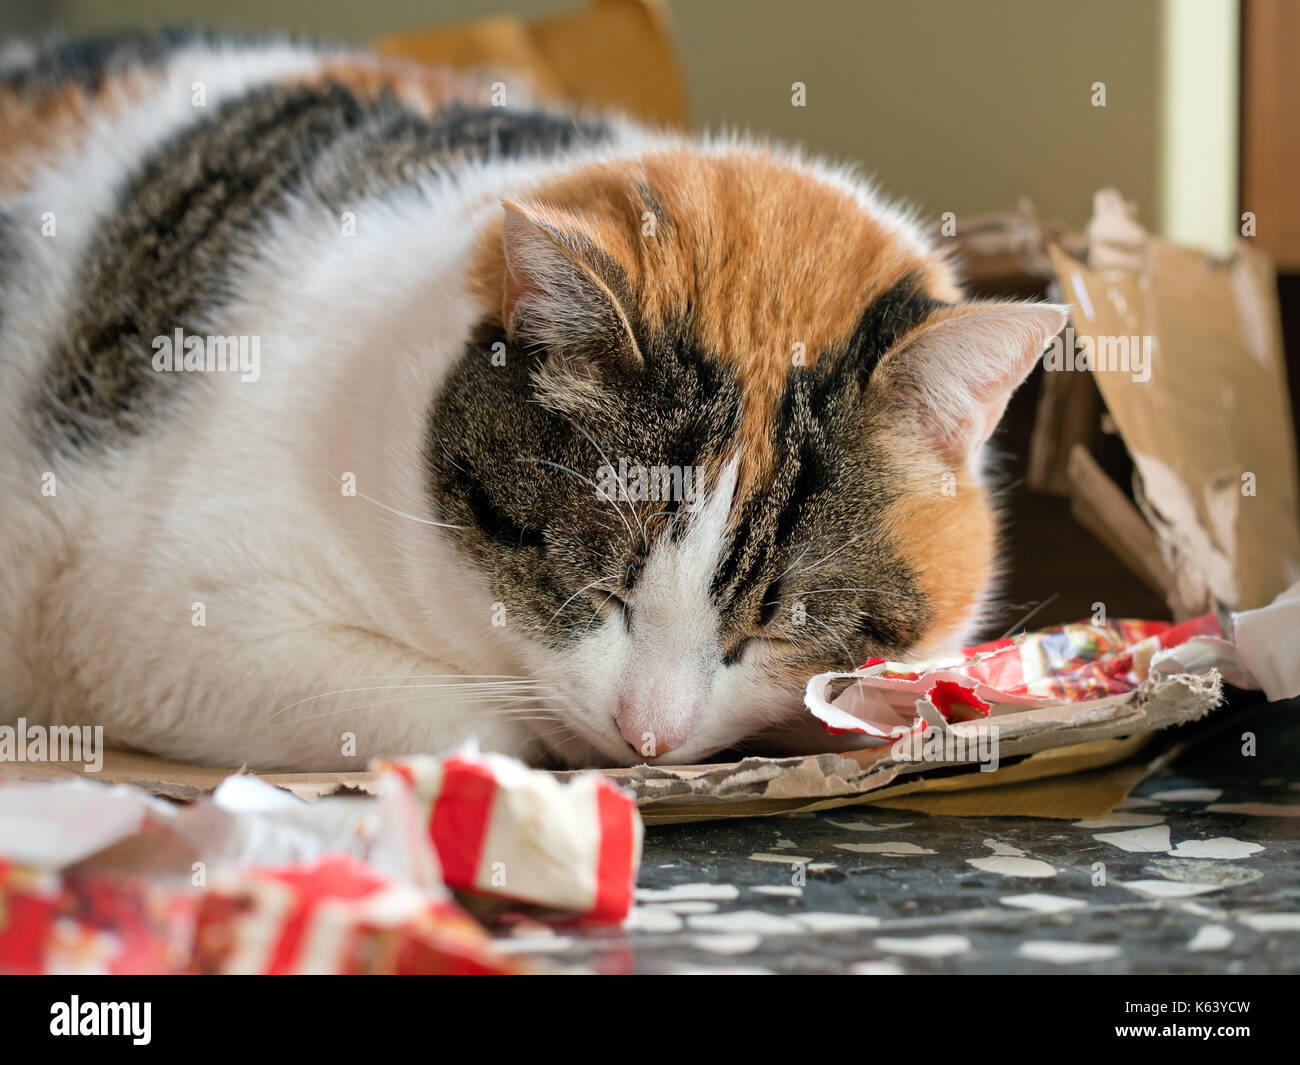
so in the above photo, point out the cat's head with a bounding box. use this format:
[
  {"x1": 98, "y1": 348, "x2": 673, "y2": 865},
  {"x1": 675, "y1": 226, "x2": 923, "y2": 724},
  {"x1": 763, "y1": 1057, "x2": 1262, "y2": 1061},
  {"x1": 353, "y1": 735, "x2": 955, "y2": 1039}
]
[{"x1": 426, "y1": 149, "x2": 1065, "y2": 767}]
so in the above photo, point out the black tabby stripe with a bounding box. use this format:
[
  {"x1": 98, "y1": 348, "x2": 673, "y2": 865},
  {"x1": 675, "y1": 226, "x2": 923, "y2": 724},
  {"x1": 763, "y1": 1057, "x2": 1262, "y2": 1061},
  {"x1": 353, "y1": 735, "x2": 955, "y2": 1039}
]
[
  {"x1": 711, "y1": 274, "x2": 945, "y2": 613},
  {"x1": 425, "y1": 318, "x2": 743, "y2": 647},
  {"x1": 33, "y1": 53, "x2": 612, "y2": 451},
  {"x1": 823, "y1": 272, "x2": 947, "y2": 394},
  {"x1": 0, "y1": 28, "x2": 239, "y2": 95}
]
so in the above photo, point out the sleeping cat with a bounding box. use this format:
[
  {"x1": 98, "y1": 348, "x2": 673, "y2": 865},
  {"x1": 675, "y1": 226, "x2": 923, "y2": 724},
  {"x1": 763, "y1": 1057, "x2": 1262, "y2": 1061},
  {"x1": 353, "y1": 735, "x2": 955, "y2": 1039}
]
[{"x1": 0, "y1": 32, "x2": 1065, "y2": 770}]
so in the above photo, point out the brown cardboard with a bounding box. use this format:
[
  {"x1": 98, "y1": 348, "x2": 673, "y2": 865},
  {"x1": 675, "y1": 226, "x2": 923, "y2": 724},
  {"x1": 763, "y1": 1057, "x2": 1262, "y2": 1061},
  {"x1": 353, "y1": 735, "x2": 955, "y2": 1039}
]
[
  {"x1": 592, "y1": 671, "x2": 1219, "y2": 822},
  {"x1": 1067, "y1": 444, "x2": 1174, "y2": 597},
  {"x1": 0, "y1": 748, "x2": 377, "y2": 803},
  {"x1": 373, "y1": 0, "x2": 688, "y2": 128},
  {"x1": 1050, "y1": 192, "x2": 1300, "y2": 615}
]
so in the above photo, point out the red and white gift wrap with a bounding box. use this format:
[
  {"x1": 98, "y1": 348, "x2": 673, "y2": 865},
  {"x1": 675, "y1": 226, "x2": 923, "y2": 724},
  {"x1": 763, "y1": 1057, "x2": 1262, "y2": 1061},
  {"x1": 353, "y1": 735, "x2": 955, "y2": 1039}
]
[
  {"x1": 0, "y1": 775, "x2": 521, "y2": 974},
  {"x1": 806, "y1": 613, "x2": 1227, "y2": 744},
  {"x1": 0, "y1": 859, "x2": 195, "y2": 975},
  {"x1": 380, "y1": 750, "x2": 642, "y2": 923},
  {"x1": 193, "y1": 854, "x2": 514, "y2": 975}
]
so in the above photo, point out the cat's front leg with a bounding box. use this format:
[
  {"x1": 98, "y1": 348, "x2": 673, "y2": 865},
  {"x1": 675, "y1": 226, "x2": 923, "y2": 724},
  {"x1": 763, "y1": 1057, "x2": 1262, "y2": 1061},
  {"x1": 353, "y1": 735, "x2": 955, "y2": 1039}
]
[{"x1": 87, "y1": 620, "x2": 541, "y2": 772}]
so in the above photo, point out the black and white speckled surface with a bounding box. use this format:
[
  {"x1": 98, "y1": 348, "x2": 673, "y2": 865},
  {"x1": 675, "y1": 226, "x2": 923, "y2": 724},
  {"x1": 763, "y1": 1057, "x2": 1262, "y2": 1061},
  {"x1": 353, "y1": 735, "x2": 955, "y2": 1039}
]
[{"x1": 499, "y1": 695, "x2": 1300, "y2": 973}]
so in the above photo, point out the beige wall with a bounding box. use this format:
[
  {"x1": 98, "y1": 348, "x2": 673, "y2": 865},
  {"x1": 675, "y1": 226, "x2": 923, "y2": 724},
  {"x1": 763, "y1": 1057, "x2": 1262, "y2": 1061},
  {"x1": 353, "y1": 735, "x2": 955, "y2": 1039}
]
[
  {"x1": 12, "y1": 0, "x2": 1189, "y2": 230},
  {"x1": 673, "y1": 0, "x2": 1163, "y2": 228}
]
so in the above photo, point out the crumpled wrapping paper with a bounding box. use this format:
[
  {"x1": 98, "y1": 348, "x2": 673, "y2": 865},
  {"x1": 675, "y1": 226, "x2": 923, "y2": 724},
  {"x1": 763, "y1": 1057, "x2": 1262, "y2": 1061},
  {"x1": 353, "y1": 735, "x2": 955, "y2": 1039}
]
[
  {"x1": 382, "y1": 750, "x2": 641, "y2": 923},
  {"x1": 0, "y1": 748, "x2": 641, "y2": 974},
  {"x1": 806, "y1": 613, "x2": 1227, "y2": 743},
  {"x1": 1153, "y1": 580, "x2": 1300, "y2": 702}
]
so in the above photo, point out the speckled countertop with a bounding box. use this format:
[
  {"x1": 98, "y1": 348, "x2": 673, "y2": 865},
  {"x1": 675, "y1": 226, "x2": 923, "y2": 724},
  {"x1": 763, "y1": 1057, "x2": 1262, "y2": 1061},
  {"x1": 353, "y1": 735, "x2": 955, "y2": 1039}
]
[{"x1": 499, "y1": 695, "x2": 1300, "y2": 973}]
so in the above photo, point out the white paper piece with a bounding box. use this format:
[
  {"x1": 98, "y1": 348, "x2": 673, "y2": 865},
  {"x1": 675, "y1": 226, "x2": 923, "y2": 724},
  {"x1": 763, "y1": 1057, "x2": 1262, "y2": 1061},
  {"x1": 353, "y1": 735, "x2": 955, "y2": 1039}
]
[
  {"x1": 1231, "y1": 579, "x2": 1300, "y2": 700},
  {"x1": 0, "y1": 772, "x2": 444, "y2": 895},
  {"x1": 0, "y1": 780, "x2": 175, "y2": 868},
  {"x1": 1150, "y1": 579, "x2": 1300, "y2": 700}
]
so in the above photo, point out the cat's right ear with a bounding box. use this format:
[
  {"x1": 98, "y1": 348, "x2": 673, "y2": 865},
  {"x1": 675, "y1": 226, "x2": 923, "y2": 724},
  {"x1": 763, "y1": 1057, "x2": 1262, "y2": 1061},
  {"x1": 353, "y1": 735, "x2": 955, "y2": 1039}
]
[
  {"x1": 875, "y1": 301, "x2": 1069, "y2": 463},
  {"x1": 499, "y1": 201, "x2": 643, "y2": 377}
]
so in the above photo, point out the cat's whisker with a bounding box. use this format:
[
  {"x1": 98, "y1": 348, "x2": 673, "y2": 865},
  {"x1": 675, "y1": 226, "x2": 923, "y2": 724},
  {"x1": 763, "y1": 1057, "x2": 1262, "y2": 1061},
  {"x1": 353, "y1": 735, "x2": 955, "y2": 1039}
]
[
  {"x1": 307, "y1": 674, "x2": 537, "y2": 682},
  {"x1": 281, "y1": 702, "x2": 561, "y2": 727},
  {"x1": 583, "y1": 590, "x2": 619, "y2": 634},
  {"x1": 794, "y1": 609, "x2": 860, "y2": 672},
  {"x1": 514, "y1": 456, "x2": 638, "y2": 548},
  {"x1": 554, "y1": 411, "x2": 649, "y2": 549},
  {"x1": 324, "y1": 471, "x2": 465, "y2": 530},
  {"x1": 466, "y1": 706, "x2": 563, "y2": 718},
  {"x1": 274, "y1": 695, "x2": 550, "y2": 725},
  {"x1": 270, "y1": 680, "x2": 543, "y2": 719},
  {"x1": 776, "y1": 586, "x2": 907, "y2": 600},
  {"x1": 771, "y1": 544, "x2": 812, "y2": 584},
  {"x1": 436, "y1": 436, "x2": 467, "y2": 473},
  {"x1": 998, "y1": 591, "x2": 1060, "y2": 639},
  {"x1": 796, "y1": 530, "x2": 872, "y2": 578},
  {"x1": 547, "y1": 573, "x2": 619, "y2": 630},
  {"x1": 521, "y1": 720, "x2": 581, "y2": 744},
  {"x1": 770, "y1": 622, "x2": 819, "y2": 674}
]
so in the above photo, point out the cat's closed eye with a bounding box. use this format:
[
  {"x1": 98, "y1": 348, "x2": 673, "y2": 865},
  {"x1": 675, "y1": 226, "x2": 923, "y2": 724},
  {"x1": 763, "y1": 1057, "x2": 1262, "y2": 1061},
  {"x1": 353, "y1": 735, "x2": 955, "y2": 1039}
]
[{"x1": 722, "y1": 638, "x2": 755, "y2": 667}]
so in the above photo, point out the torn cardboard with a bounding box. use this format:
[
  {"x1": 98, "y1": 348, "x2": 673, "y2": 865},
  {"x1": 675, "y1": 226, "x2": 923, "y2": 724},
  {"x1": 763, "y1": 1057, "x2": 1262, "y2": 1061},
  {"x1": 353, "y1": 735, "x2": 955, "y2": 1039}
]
[
  {"x1": 1050, "y1": 190, "x2": 1300, "y2": 616},
  {"x1": 373, "y1": 0, "x2": 687, "y2": 127},
  {"x1": 598, "y1": 671, "x2": 1219, "y2": 823}
]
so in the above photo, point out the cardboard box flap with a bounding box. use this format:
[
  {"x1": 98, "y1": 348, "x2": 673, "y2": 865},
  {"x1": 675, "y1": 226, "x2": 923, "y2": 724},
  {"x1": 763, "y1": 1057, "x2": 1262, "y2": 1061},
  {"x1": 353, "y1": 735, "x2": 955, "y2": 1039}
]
[
  {"x1": 374, "y1": 0, "x2": 687, "y2": 127},
  {"x1": 1050, "y1": 190, "x2": 1300, "y2": 614}
]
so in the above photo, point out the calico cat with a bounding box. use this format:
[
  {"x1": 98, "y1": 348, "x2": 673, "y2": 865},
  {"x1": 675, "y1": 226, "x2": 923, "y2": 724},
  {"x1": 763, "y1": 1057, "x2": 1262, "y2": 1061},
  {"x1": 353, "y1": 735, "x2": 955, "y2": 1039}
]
[{"x1": 0, "y1": 32, "x2": 1065, "y2": 770}]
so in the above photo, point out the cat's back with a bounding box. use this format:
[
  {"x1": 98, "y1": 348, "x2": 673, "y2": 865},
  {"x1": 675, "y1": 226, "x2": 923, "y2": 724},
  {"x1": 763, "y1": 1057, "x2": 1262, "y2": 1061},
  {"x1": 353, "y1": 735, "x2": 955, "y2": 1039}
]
[{"x1": 0, "y1": 30, "x2": 618, "y2": 451}]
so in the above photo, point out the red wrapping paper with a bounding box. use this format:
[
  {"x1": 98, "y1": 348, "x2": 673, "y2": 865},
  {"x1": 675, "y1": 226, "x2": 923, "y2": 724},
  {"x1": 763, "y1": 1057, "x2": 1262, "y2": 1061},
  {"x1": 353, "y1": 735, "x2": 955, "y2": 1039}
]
[
  {"x1": 381, "y1": 750, "x2": 641, "y2": 923},
  {"x1": 808, "y1": 613, "x2": 1225, "y2": 741},
  {"x1": 0, "y1": 748, "x2": 641, "y2": 973}
]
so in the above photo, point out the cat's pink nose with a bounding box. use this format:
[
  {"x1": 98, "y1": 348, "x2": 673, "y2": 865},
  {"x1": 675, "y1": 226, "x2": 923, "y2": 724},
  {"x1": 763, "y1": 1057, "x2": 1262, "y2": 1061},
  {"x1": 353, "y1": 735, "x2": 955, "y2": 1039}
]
[{"x1": 615, "y1": 699, "x2": 686, "y2": 759}]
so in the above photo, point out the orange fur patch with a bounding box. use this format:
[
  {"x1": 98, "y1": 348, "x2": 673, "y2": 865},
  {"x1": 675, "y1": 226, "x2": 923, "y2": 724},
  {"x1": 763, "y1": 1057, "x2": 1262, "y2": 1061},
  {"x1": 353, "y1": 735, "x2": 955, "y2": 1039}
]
[
  {"x1": 885, "y1": 451, "x2": 996, "y2": 653},
  {"x1": 0, "y1": 69, "x2": 156, "y2": 194},
  {"x1": 471, "y1": 149, "x2": 958, "y2": 501}
]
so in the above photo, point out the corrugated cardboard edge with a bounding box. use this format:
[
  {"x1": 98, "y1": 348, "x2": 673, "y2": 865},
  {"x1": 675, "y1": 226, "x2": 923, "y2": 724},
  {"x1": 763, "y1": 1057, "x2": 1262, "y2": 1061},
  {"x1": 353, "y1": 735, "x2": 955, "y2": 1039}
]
[
  {"x1": 591, "y1": 671, "x2": 1221, "y2": 822},
  {"x1": 1049, "y1": 210, "x2": 1300, "y2": 615},
  {"x1": 0, "y1": 752, "x2": 379, "y2": 804},
  {"x1": 637, "y1": 736, "x2": 1155, "y2": 824}
]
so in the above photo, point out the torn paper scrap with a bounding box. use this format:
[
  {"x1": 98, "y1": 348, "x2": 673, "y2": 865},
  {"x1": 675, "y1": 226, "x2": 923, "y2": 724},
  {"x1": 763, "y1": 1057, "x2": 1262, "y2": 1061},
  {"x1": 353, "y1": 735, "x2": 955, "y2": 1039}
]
[
  {"x1": 0, "y1": 775, "x2": 518, "y2": 974},
  {"x1": 192, "y1": 853, "x2": 515, "y2": 975},
  {"x1": 1150, "y1": 579, "x2": 1300, "y2": 700},
  {"x1": 379, "y1": 748, "x2": 643, "y2": 923}
]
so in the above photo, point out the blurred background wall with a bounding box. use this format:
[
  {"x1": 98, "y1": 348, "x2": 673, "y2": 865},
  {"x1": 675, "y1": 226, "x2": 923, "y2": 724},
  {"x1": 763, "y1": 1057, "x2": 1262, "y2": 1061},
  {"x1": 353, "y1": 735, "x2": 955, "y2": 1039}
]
[{"x1": 0, "y1": 0, "x2": 1241, "y2": 248}]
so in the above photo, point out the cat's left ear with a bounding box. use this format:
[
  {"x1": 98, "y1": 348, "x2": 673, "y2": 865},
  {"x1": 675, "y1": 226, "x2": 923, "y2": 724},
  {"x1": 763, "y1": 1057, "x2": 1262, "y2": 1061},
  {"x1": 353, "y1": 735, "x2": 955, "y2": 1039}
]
[
  {"x1": 878, "y1": 302, "x2": 1069, "y2": 462},
  {"x1": 498, "y1": 201, "x2": 643, "y2": 376}
]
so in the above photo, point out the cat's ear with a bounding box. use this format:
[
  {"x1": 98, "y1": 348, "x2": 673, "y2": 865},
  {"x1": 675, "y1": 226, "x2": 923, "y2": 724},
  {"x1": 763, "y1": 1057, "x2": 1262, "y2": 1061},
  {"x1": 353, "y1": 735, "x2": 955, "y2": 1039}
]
[
  {"x1": 880, "y1": 302, "x2": 1069, "y2": 461},
  {"x1": 499, "y1": 201, "x2": 642, "y2": 376}
]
